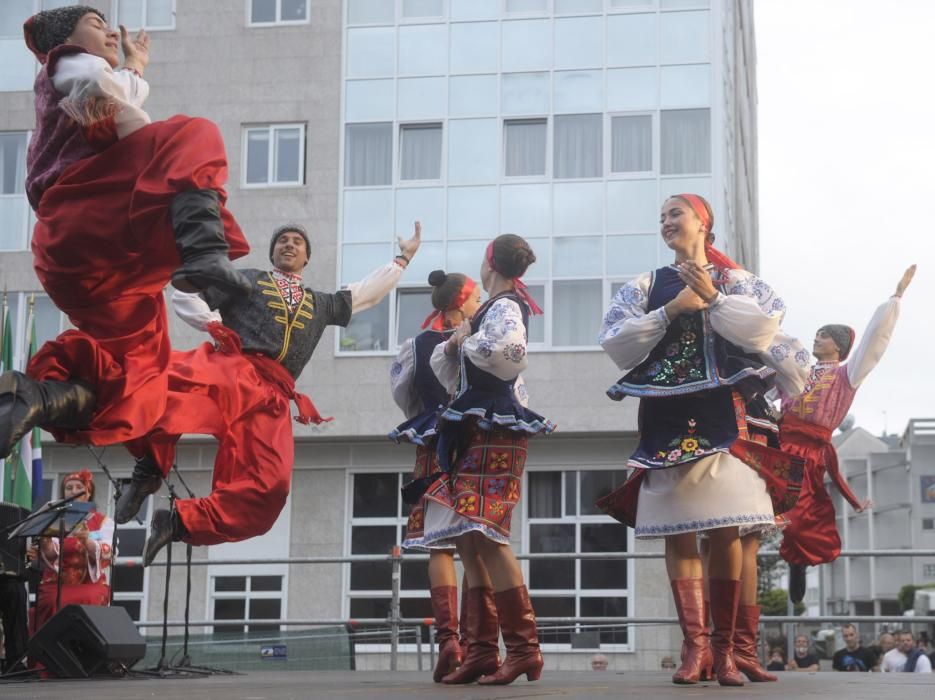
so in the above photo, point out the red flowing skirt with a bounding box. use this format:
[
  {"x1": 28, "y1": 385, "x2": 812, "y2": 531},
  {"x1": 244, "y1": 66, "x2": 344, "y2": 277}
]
[
  {"x1": 27, "y1": 116, "x2": 248, "y2": 449},
  {"x1": 34, "y1": 580, "x2": 110, "y2": 633},
  {"x1": 403, "y1": 443, "x2": 440, "y2": 542}
]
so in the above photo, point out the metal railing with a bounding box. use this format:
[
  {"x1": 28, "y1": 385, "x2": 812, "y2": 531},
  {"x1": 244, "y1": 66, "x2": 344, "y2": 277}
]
[{"x1": 120, "y1": 547, "x2": 935, "y2": 670}]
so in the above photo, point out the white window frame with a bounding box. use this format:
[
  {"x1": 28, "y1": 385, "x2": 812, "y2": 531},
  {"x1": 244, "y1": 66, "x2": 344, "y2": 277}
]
[
  {"x1": 606, "y1": 111, "x2": 657, "y2": 179},
  {"x1": 522, "y1": 467, "x2": 635, "y2": 653},
  {"x1": 502, "y1": 116, "x2": 550, "y2": 181},
  {"x1": 343, "y1": 469, "x2": 430, "y2": 652},
  {"x1": 106, "y1": 481, "x2": 153, "y2": 624},
  {"x1": 399, "y1": 0, "x2": 448, "y2": 24},
  {"x1": 0, "y1": 129, "x2": 33, "y2": 251},
  {"x1": 1, "y1": 291, "x2": 65, "y2": 371},
  {"x1": 241, "y1": 123, "x2": 306, "y2": 188},
  {"x1": 246, "y1": 0, "x2": 311, "y2": 27},
  {"x1": 112, "y1": 0, "x2": 177, "y2": 31},
  {"x1": 397, "y1": 121, "x2": 445, "y2": 185},
  {"x1": 208, "y1": 573, "x2": 287, "y2": 634}
]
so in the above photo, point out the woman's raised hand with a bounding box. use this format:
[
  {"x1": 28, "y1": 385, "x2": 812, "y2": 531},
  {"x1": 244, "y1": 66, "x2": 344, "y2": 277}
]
[
  {"x1": 894, "y1": 264, "x2": 916, "y2": 298},
  {"x1": 120, "y1": 26, "x2": 150, "y2": 74},
  {"x1": 676, "y1": 261, "x2": 718, "y2": 303}
]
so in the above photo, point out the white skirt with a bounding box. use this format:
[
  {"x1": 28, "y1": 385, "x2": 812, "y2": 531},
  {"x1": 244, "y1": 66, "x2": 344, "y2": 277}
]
[{"x1": 635, "y1": 451, "x2": 774, "y2": 539}]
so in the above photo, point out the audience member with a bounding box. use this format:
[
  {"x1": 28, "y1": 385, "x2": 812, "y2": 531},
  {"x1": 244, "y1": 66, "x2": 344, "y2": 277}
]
[
  {"x1": 787, "y1": 634, "x2": 820, "y2": 672},
  {"x1": 832, "y1": 624, "x2": 876, "y2": 672},
  {"x1": 880, "y1": 630, "x2": 932, "y2": 673}
]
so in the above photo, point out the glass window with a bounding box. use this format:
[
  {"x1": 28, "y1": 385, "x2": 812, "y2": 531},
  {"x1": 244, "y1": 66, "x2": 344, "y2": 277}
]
[
  {"x1": 501, "y1": 183, "x2": 551, "y2": 237},
  {"x1": 402, "y1": 0, "x2": 445, "y2": 18},
  {"x1": 447, "y1": 118, "x2": 498, "y2": 184},
  {"x1": 501, "y1": 72, "x2": 550, "y2": 115},
  {"x1": 662, "y1": 0, "x2": 709, "y2": 8},
  {"x1": 501, "y1": 19, "x2": 551, "y2": 72},
  {"x1": 345, "y1": 122, "x2": 392, "y2": 186},
  {"x1": 340, "y1": 295, "x2": 389, "y2": 351},
  {"x1": 33, "y1": 295, "x2": 62, "y2": 347},
  {"x1": 660, "y1": 109, "x2": 710, "y2": 175},
  {"x1": 446, "y1": 240, "x2": 487, "y2": 277},
  {"x1": 554, "y1": 16, "x2": 602, "y2": 70},
  {"x1": 243, "y1": 124, "x2": 304, "y2": 187},
  {"x1": 554, "y1": 70, "x2": 603, "y2": 114},
  {"x1": 504, "y1": 119, "x2": 547, "y2": 177},
  {"x1": 0, "y1": 38, "x2": 35, "y2": 92},
  {"x1": 611, "y1": 0, "x2": 653, "y2": 7},
  {"x1": 346, "y1": 79, "x2": 395, "y2": 121},
  {"x1": 346, "y1": 27, "x2": 396, "y2": 78},
  {"x1": 611, "y1": 115, "x2": 652, "y2": 173},
  {"x1": 607, "y1": 67, "x2": 658, "y2": 111},
  {"x1": 399, "y1": 123, "x2": 443, "y2": 181},
  {"x1": 554, "y1": 181, "x2": 602, "y2": 235},
  {"x1": 660, "y1": 64, "x2": 710, "y2": 108},
  {"x1": 553, "y1": 280, "x2": 602, "y2": 346},
  {"x1": 403, "y1": 241, "x2": 444, "y2": 282},
  {"x1": 553, "y1": 237, "x2": 602, "y2": 277},
  {"x1": 606, "y1": 13, "x2": 657, "y2": 66},
  {"x1": 449, "y1": 75, "x2": 499, "y2": 117},
  {"x1": 523, "y1": 239, "x2": 549, "y2": 280},
  {"x1": 117, "y1": 0, "x2": 175, "y2": 29},
  {"x1": 449, "y1": 21, "x2": 499, "y2": 74},
  {"x1": 353, "y1": 473, "x2": 398, "y2": 517},
  {"x1": 505, "y1": 0, "x2": 547, "y2": 12},
  {"x1": 342, "y1": 243, "x2": 393, "y2": 282},
  {"x1": 212, "y1": 574, "x2": 284, "y2": 633},
  {"x1": 525, "y1": 283, "x2": 545, "y2": 343},
  {"x1": 399, "y1": 24, "x2": 448, "y2": 76},
  {"x1": 607, "y1": 234, "x2": 658, "y2": 275},
  {"x1": 0, "y1": 131, "x2": 28, "y2": 250},
  {"x1": 343, "y1": 189, "x2": 394, "y2": 243},
  {"x1": 660, "y1": 11, "x2": 709, "y2": 64},
  {"x1": 396, "y1": 187, "x2": 445, "y2": 240},
  {"x1": 526, "y1": 469, "x2": 632, "y2": 648},
  {"x1": 398, "y1": 77, "x2": 447, "y2": 119},
  {"x1": 397, "y1": 288, "x2": 434, "y2": 345},
  {"x1": 447, "y1": 186, "x2": 499, "y2": 239},
  {"x1": 250, "y1": 0, "x2": 308, "y2": 25},
  {"x1": 450, "y1": 0, "x2": 498, "y2": 20},
  {"x1": 555, "y1": 0, "x2": 602, "y2": 12},
  {"x1": 554, "y1": 114, "x2": 602, "y2": 179},
  {"x1": 606, "y1": 179, "x2": 658, "y2": 232},
  {"x1": 348, "y1": 0, "x2": 395, "y2": 24},
  {"x1": 1, "y1": 2, "x2": 32, "y2": 37}
]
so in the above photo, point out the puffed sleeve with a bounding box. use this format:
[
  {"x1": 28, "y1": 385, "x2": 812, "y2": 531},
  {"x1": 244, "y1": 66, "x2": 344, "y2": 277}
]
[
  {"x1": 763, "y1": 330, "x2": 810, "y2": 399},
  {"x1": 707, "y1": 269, "x2": 784, "y2": 353},
  {"x1": 390, "y1": 338, "x2": 421, "y2": 418},
  {"x1": 430, "y1": 340, "x2": 460, "y2": 395},
  {"x1": 86, "y1": 516, "x2": 114, "y2": 584},
  {"x1": 847, "y1": 296, "x2": 900, "y2": 388},
  {"x1": 462, "y1": 298, "x2": 528, "y2": 381},
  {"x1": 171, "y1": 290, "x2": 221, "y2": 331},
  {"x1": 598, "y1": 272, "x2": 667, "y2": 371}
]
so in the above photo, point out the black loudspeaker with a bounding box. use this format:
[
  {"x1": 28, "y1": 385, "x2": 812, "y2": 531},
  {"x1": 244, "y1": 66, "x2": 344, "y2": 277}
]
[{"x1": 27, "y1": 604, "x2": 146, "y2": 677}]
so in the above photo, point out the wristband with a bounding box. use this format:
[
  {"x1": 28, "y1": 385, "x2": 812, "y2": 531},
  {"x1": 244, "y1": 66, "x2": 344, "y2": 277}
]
[{"x1": 395, "y1": 253, "x2": 411, "y2": 264}]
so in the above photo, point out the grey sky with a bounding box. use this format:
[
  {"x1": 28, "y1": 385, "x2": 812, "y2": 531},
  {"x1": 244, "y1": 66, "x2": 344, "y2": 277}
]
[{"x1": 755, "y1": 0, "x2": 932, "y2": 436}]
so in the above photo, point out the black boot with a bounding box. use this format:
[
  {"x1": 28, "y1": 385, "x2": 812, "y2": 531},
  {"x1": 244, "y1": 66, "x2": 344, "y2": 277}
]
[
  {"x1": 169, "y1": 189, "x2": 251, "y2": 297},
  {"x1": 0, "y1": 371, "x2": 95, "y2": 459},
  {"x1": 115, "y1": 455, "x2": 163, "y2": 524},
  {"x1": 143, "y1": 509, "x2": 184, "y2": 567},
  {"x1": 788, "y1": 564, "x2": 807, "y2": 604}
]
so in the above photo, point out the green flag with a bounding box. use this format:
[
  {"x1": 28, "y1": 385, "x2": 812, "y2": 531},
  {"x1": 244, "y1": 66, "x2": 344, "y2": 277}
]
[{"x1": 1, "y1": 306, "x2": 31, "y2": 508}]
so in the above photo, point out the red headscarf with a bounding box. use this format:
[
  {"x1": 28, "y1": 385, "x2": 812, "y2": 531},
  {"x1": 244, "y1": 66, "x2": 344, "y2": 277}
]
[
  {"x1": 62, "y1": 469, "x2": 94, "y2": 499},
  {"x1": 422, "y1": 277, "x2": 477, "y2": 331},
  {"x1": 672, "y1": 193, "x2": 741, "y2": 275},
  {"x1": 485, "y1": 241, "x2": 544, "y2": 315}
]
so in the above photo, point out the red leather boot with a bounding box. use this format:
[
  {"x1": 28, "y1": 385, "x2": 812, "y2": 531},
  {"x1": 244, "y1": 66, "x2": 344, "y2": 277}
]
[
  {"x1": 709, "y1": 578, "x2": 745, "y2": 686},
  {"x1": 442, "y1": 587, "x2": 500, "y2": 684},
  {"x1": 430, "y1": 586, "x2": 463, "y2": 682},
  {"x1": 733, "y1": 604, "x2": 777, "y2": 682},
  {"x1": 671, "y1": 579, "x2": 714, "y2": 684},
  {"x1": 477, "y1": 585, "x2": 543, "y2": 685}
]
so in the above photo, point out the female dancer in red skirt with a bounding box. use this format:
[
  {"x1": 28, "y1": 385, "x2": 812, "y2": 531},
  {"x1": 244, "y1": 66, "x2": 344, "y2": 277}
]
[{"x1": 414, "y1": 235, "x2": 553, "y2": 685}]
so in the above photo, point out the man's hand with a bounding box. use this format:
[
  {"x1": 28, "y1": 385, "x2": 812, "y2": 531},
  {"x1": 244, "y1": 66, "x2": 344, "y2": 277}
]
[
  {"x1": 398, "y1": 221, "x2": 422, "y2": 261},
  {"x1": 120, "y1": 25, "x2": 150, "y2": 75},
  {"x1": 895, "y1": 264, "x2": 916, "y2": 298}
]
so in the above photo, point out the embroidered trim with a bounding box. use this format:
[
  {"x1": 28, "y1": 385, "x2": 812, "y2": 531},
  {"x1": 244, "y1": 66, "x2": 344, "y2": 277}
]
[
  {"x1": 409, "y1": 518, "x2": 511, "y2": 549},
  {"x1": 263, "y1": 273, "x2": 315, "y2": 363},
  {"x1": 627, "y1": 446, "x2": 730, "y2": 470},
  {"x1": 439, "y1": 406, "x2": 555, "y2": 435},
  {"x1": 635, "y1": 512, "x2": 775, "y2": 538},
  {"x1": 388, "y1": 426, "x2": 439, "y2": 446}
]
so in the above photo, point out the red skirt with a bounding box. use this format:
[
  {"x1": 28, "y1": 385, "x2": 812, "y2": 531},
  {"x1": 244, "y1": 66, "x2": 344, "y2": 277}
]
[
  {"x1": 402, "y1": 443, "x2": 440, "y2": 544},
  {"x1": 34, "y1": 580, "x2": 110, "y2": 632},
  {"x1": 27, "y1": 116, "x2": 248, "y2": 449}
]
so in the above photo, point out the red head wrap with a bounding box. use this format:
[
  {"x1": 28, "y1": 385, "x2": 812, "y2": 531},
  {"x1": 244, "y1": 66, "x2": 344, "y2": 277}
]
[
  {"x1": 484, "y1": 241, "x2": 544, "y2": 315},
  {"x1": 672, "y1": 193, "x2": 741, "y2": 275},
  {"x1": 62, "y1": 468, "x2": 94, "y2": 499},
  {"x1": 422, "y1": 277, "x2": 478, "y2": 331}
]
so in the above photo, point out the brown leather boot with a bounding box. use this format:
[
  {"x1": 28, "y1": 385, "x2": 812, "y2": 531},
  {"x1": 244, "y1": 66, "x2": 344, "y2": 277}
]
[
  {"x1": 709, "y1": 578, "x2": 745, "y2": 686},
  {"x1": 733, "y1": 604, "x2": 777, "y2": 682},
  {"x1": 442, "y1": 587, "x2": 500, "y2": 684},
  {"x1": 431, "y1": 586, "x2": 463, "y2": 683},
  {"x1": 458, "y1": 581, "x2": 468, "y2": 657},
  {"x1": 671, "y1": 579, "x2": 714, "y2": 684},
  {"x1": 477, "y1": 585, "x2": 543, "y2": 685}
]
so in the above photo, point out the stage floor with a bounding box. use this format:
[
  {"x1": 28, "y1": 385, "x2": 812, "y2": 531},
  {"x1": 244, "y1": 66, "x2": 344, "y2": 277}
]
[{"x1": 0, "y1": 670, "x2": 932, "y2": 699}]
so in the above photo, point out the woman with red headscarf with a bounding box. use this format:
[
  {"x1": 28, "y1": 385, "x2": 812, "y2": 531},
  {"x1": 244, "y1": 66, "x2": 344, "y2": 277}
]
[
  {"x1": 778, "y1": 265, "x2": 915, "y2": 602},
  {"x1": 390, "y1": 269, "x2": 482, "y2": 682},
  {"x1": 598, "y1": 195, "x2": 807, "y2": 687},
  {"x1": 34, "y1": 470, "x2": 113, "y2": 631},
  {"x1": 418, "y1": 235, "x2": 554, "y2": 686}
]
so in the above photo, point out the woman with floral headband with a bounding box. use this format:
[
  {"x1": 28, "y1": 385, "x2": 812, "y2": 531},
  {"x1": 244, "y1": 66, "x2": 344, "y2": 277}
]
[
  {"x1": 418, "y1": 235, "x2": 553, "y2": 686},
  {"x1": 34, "y1": 470, "x2": 113, "y2": 631},
  {"x1": 597, "y1": 194, "x2": 806, "y2": 687},
  {"x1": 390, "y1": 269, "x2": 482, "y2": 682}
]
